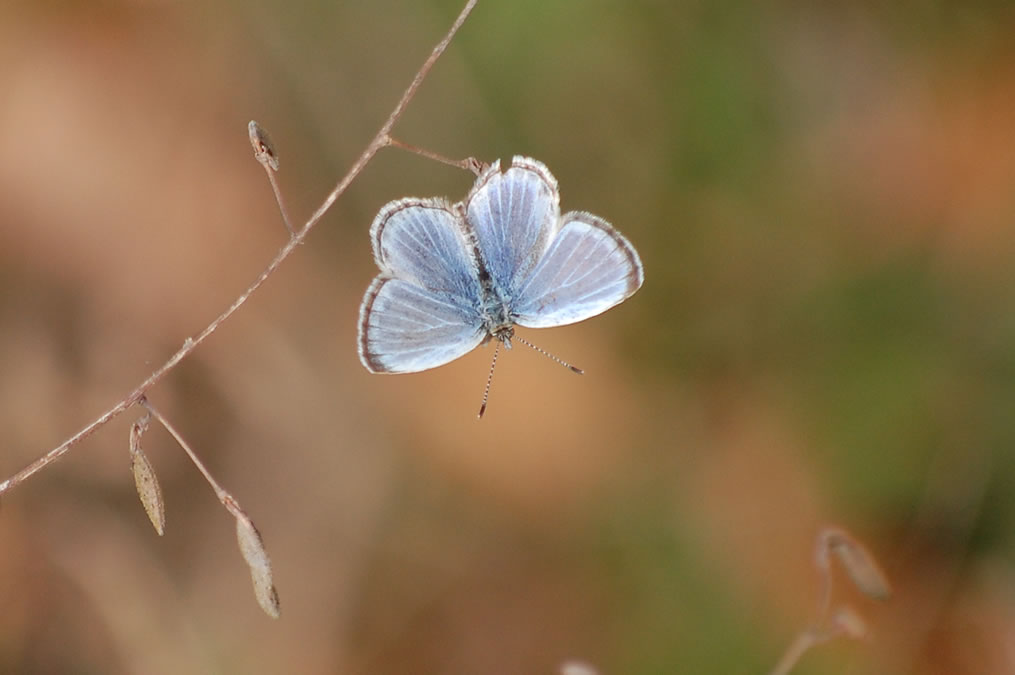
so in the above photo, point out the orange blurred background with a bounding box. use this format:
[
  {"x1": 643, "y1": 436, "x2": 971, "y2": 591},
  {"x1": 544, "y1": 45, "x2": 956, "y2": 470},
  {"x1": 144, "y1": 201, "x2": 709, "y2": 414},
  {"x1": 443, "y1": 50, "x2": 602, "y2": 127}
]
[{"x1": 1, "y1": 1, "x2": 1014, "y2": 673}]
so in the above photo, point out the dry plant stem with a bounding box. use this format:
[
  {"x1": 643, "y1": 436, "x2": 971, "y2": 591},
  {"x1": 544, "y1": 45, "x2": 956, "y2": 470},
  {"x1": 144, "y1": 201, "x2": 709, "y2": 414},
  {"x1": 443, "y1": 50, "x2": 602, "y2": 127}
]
[
  {"x1": 0, "y1": 0, "x2": 481, "y2": 498},
  {"x1": 248, "y1": 120, "x2": 293, "y2": 235},
  {"x1": 382, "y1": 135, "x2": 487, "y2": 175},
  {"x1": 814, "y1": 553, "x2": 833, "y2": 631},
  {"x1": 142, "y1": 395, "x2": 279, "y2": 617},
  {"x1": 262, "y1": 165, "x2": 294, "y2": 237},
  {"x1": 768, "y1": 628, "x2": 836, "y2": 675},
  {"x1": 139, "y1": 397, "x2": 234, "y2": 509}
]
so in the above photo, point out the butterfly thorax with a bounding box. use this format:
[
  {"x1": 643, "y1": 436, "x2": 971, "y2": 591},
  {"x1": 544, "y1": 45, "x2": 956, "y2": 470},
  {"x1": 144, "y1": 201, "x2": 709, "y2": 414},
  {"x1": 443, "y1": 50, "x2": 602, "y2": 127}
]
[
  {"x1": 463, "y1": 213, "x2": 516, "y2": 348},
  {"x1": 481, "y1": 306, "x2": 515, "y2": 347},
  {"x1": 478, "y1": 286, "x2": 515, "y2": 348}
]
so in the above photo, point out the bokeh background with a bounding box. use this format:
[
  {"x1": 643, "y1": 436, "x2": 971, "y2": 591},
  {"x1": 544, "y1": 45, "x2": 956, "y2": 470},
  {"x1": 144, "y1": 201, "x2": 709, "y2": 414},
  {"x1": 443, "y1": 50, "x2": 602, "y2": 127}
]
[{"x1": 1, "y1": 1, "x2": 1014, "y2": 673}]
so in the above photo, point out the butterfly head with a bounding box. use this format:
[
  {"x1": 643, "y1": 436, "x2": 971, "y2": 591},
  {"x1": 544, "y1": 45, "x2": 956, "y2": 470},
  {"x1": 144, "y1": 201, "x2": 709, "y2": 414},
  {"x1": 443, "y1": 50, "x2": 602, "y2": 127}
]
[{"x1": 482, "y1": 324, "x2": 515, "y2": 350}]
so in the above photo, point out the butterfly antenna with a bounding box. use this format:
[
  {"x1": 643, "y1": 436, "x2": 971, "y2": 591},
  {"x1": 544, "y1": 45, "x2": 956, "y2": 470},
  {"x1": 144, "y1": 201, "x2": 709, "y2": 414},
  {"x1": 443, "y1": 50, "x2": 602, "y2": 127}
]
[
  {"x1": 477, "y1": 340, "x2": 502, "y2": 419},
  {"x1": 513, "y1": 335, "x2": 584, "y2": 374}
]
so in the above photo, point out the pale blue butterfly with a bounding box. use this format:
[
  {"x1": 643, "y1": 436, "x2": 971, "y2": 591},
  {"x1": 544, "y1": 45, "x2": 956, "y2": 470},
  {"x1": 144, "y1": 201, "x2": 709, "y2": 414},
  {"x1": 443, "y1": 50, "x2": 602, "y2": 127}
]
[{"x1": 358, "y1": 156, "x2": 644, "y2": 415}]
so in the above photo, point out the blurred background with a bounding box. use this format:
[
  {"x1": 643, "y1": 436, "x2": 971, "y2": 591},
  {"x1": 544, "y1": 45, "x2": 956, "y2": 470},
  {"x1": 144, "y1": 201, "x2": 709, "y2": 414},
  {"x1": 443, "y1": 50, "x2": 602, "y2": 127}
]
[{"x1": 0, "y1": 0, "x2": 1013, "y2": 673}]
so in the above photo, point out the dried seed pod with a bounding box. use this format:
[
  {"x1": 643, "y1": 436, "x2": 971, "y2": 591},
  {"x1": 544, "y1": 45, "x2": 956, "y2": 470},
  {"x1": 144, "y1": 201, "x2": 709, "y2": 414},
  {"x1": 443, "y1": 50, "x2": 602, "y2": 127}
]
[
  {"x1": 248, "y1": 120, "x2": 279, "y2": 171},
  {"x1": 129, "y1": 415, "x2": 165, "y2": 536},
  {"x1": 235, "y1": 511, "x2": 281, "y2": 619},
  {"x1": 818, "y1": 527, "x2": 892, "y2": 600}
]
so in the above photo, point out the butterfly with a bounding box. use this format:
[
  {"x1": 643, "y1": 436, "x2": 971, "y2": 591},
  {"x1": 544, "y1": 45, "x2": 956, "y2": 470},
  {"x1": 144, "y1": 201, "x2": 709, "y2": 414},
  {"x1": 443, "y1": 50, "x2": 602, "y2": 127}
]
[{"x1": 358, "y1": 156, "x2": 644, "y2": 415}]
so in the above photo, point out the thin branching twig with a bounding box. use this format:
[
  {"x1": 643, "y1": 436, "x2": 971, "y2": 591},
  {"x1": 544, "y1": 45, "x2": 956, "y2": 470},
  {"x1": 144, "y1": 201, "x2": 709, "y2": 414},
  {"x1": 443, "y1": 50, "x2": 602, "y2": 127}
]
[
  {"x1": 249, "y1": 120, "x2": 293, "y2": 235},
  {"x1": 768, "y1": 526, "x2": 891, "y2": 675},
  {"x1": 140, "y1": 396, "x2": 281, "y2": 617},
  {"x1": 0, "y1": 0, "x2": 480, "y2": 497},
  {"x1": 381, "y1": 135, "x2": 487, "y2": 175}
]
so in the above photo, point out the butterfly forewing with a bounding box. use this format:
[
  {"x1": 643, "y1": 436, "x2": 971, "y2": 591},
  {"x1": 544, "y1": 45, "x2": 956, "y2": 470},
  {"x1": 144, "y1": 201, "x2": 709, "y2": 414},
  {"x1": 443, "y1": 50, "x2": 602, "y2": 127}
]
[
  {"x1": 371, "y1": 198, "x2": 482, "y2": 299},
  {"x1": 465, "y1": 157, "x2": 561, "y2": 294},
  {"x1": 512, "y1": 212, "x2": 644, "y2": 328}
]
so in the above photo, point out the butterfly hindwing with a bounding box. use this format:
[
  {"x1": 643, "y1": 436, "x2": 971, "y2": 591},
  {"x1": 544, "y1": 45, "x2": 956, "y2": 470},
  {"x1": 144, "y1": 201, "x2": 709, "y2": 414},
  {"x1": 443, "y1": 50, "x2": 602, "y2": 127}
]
[
  {"x1": 358, "y1": 277, "x2": 485, "y2": 373},
  {"x1": 512, "y1": 212, "x2": 644, "y2": 328}
]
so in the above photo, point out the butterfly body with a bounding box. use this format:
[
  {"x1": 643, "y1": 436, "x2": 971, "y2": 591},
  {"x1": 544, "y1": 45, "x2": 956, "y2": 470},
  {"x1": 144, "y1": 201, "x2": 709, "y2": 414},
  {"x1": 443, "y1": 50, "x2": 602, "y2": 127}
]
[{"x1": 358, "y1": 156, "x2": 643, "y2": 375}]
